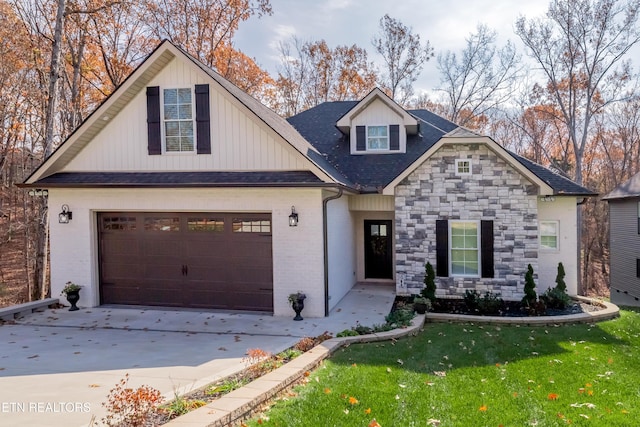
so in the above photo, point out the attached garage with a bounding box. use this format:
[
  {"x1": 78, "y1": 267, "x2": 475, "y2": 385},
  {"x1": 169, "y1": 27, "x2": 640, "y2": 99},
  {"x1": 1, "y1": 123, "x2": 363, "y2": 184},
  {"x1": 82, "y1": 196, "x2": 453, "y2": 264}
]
[{"x1": 98, "y1": 212, "x2": 273, "y2": 311}]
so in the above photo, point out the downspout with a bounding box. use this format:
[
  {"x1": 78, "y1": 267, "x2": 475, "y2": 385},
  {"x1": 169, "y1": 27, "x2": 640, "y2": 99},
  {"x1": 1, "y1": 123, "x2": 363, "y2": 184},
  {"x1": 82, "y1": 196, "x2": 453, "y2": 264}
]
[{"x1": 322, "y1": 188, "x2": 344, "y2": 316}]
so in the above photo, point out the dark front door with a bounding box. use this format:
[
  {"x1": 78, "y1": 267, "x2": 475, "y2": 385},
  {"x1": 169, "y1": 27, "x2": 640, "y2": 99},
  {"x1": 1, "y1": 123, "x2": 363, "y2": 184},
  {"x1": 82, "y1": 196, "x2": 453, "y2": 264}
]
[{"x1": 364, "y1": 220, "x2": 393, "y2": 279}]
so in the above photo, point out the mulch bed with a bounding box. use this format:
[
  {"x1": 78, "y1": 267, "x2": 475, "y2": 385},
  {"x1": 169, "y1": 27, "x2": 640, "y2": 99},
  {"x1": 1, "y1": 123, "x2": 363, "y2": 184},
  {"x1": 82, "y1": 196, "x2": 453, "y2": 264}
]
[{"x1": 395, "y1": 295, "x2": 602, "y2": 317}]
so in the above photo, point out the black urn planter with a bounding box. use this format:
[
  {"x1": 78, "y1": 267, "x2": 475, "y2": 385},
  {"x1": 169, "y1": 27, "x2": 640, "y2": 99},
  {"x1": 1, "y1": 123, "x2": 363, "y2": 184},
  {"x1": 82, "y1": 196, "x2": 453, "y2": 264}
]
[
  {"x1": 289, "y1": 293, "x2": 306, "y2": 321},
  {"x1": 65, "y1": 290, "x2": 80, "y2": 311}
]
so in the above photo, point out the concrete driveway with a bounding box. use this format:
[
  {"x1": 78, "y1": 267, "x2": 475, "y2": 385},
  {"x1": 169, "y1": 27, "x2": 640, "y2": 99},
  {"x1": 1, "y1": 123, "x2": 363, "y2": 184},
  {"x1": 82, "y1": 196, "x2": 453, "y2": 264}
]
[{"x1": 0, "y1": 284, "x2": 394, "y2": 427}]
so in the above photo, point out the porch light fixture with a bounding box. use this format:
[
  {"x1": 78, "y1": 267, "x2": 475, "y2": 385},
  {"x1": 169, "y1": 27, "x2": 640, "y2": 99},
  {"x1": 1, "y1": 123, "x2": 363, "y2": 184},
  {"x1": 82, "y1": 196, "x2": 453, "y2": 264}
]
[
  {"x1": 58, "y1": 204, "x2": 73, "y2": 224},
  {"x1": 288, "y1": 206, "x2": 299, "y2": 227}
]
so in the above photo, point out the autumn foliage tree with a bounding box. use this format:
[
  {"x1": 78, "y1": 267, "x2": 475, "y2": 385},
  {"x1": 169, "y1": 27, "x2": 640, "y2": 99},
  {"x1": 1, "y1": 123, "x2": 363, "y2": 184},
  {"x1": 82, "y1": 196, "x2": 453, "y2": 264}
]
[{"x1": 274, "y1": 38, "x2": 377, "y2": 116}]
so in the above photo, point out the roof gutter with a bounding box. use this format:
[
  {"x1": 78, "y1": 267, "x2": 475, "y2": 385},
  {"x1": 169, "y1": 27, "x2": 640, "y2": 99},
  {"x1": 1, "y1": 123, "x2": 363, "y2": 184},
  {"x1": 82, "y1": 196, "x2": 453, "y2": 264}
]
[{"x1": 322, "y1": 188, "x2": 344, "y2": 317}]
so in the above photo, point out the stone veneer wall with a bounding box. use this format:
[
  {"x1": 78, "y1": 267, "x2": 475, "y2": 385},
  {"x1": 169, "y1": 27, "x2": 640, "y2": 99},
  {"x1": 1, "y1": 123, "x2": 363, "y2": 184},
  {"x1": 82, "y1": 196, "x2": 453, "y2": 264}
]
[{"x1": 395, "y1": 143, "x2": 539, "y2": 300}]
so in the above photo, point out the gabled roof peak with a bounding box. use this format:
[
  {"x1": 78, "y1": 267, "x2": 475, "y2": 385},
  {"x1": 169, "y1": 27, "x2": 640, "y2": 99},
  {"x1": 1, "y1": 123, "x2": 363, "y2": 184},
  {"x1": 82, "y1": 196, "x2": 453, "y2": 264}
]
[
  {"x1": 444, "y1": 127, "x2": 483, "y2": 138},
  {"x1": 335, "y1": 88, "x2": 419, "y2": 135}
]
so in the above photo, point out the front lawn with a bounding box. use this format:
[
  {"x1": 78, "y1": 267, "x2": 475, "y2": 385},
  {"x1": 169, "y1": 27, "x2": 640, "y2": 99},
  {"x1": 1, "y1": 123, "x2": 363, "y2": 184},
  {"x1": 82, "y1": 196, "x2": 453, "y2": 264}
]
[{"x1": 246, "y1": 308, "x2": 640, "y2": 426}]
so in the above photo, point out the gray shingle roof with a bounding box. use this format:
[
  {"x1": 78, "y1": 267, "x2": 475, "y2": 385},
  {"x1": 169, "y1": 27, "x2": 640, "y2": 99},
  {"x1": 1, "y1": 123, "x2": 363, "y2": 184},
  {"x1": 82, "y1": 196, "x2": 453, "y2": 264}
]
[
  {"x1": 603, "y1": 172, "x2": 640, "y2": 200},
  {"x1": 287, "y1": 101, "x2": 595, "y2": 196},
  {"x1": 287, "y1": 102, "x2": 459, "y2": 192},
  {"x1": 35, "y1": 171, "x2": 324, "y2": 187}
]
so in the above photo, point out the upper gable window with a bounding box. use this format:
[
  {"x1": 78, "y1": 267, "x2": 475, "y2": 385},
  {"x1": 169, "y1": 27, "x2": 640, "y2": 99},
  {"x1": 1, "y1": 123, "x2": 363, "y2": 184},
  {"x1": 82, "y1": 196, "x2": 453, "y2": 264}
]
[
  {"x1": 163, "y1": 88, "x2": 194, "y2": 152},
  {"x1": 456, "y1": 159, "x2": 472, "y2": 175},
  {"x1": 146, "y1": 85, "x2": 210, "y2": 156},
  {"x1": 367, "y1": 126, "x2": 389, "y2": 150}
]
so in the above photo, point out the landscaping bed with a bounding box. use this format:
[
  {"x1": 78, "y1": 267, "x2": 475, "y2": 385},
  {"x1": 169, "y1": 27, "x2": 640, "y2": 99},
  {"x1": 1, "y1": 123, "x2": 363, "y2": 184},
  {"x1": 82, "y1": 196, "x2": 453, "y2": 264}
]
[{"x1": 394, "y1": 294, "x2": 603, "y2": 317}]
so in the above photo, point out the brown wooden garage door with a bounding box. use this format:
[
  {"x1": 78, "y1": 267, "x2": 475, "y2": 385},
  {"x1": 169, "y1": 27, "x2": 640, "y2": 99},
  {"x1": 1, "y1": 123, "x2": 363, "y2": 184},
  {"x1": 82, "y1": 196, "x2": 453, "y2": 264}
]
[{"x1": 98, "y1": 212, "x2": 273, "y2": 311}]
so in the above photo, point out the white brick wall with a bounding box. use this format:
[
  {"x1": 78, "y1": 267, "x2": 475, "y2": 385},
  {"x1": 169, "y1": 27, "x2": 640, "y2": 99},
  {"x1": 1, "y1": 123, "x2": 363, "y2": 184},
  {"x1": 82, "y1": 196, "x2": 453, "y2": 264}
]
[{"x1": 48, "y1": 187, "x2": 327, "y2": 317}]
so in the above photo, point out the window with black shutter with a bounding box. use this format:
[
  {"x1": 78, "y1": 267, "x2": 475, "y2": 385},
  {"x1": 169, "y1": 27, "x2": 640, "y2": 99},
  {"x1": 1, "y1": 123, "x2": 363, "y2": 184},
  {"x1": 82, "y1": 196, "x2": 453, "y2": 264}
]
[{"x1": 146, "y1": 85, "x2": 211, "y2": 155}]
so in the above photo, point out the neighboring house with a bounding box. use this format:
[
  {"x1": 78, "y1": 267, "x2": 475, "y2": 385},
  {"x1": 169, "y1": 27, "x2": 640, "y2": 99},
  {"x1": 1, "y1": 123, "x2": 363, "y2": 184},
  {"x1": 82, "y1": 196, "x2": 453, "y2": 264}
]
[
  {"x1": 603, "y1": 173, "x2": 640, "y2": 307},
  {"x1": 22, "y1": 41, "x2": 595, "y2": 317}
]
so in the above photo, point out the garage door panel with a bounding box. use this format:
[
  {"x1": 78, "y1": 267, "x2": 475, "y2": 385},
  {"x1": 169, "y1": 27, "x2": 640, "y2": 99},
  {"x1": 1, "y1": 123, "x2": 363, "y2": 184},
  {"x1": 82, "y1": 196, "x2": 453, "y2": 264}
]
[{"x1": 99, "y1": 212, "x2": 273, "y2": 311}]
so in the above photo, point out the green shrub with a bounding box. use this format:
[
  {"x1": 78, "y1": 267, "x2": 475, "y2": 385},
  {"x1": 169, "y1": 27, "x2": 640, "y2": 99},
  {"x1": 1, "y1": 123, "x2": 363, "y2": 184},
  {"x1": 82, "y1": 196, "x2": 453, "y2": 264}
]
[
  {"x1": 384, "y1": 308, "x2": 415, "y2": 328},
  {"x1": 422, "y1": 262, "x2": 436, "y2": 301},
  {"x1": 540, "y1": 286, "x2": 571, "y2": 310},
  {"x1": 336, "y1": 329, "x2": 360, "y2": 337},
  {"x1": 371, "y1": 323, "x2": 394, "y2": 333},
  {"x1": 555, "y1": 262, "x2": 567, "y2": 292},
  {"x1": 477, "y1": 291, "x2": 503, "y2": 315},
  {"x1": 521, "y1": 264, "x2": 537, "y2": 307},
  {"x1": 463, "y1": 289, "x2": 480, "y2": 312}
]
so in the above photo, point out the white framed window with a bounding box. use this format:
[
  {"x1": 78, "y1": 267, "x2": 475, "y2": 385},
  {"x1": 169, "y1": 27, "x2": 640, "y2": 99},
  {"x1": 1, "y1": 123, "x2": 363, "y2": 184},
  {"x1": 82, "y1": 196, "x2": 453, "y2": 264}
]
[
  {"x1": 449, "y1": 221, "x2": 480, "y2": 277},
  {"x1": 539, "y1": 221, "x2": 559, "y2": 250},
  {"x1": 367, "y1": 125, "x2": 389, "y2": 150},
  {"x1": 456, "y1": 159, "x2": 471, "y2": 175},
  {"x1": 163, "y1": 88, "x2": 194, "y2": 152}
]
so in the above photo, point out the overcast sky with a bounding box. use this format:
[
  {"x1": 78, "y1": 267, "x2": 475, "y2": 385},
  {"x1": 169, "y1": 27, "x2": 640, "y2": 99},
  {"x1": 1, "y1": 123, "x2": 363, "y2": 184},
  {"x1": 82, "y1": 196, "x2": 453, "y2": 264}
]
[{"x1": 233, "y1": 0, "x2": 551, "y2": 96}]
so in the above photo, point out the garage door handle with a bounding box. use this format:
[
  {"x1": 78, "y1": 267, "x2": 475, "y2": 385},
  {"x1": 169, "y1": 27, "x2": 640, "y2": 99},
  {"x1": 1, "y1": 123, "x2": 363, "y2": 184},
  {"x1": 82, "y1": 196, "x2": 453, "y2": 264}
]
[
  {"x1": 181, "y1": 265, "x2": 187, "y2": 276},
  {"x1": 184, "y1": 265, "x2": 188, "y2": 276}
]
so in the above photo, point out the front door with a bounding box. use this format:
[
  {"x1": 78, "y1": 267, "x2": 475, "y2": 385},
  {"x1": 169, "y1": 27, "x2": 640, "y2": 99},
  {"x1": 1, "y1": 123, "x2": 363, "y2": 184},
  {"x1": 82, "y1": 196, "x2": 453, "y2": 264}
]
[{"x1": 364, "y1": 220, "x2": 393, "y2": 279}]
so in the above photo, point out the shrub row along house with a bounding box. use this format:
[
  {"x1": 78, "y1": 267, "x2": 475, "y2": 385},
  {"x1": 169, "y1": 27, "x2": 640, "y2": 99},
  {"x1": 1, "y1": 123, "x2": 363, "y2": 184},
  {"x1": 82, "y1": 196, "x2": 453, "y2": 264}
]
[{"x1": 21, "y1": 41, "x2": 595, "y2": 317}]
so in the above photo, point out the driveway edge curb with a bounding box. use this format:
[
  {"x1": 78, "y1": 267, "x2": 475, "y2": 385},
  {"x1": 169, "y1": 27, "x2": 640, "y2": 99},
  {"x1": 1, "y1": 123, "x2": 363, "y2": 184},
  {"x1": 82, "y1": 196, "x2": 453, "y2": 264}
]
[{"x1": 163, "y1": 314, "x2": 426, "y2": 426}]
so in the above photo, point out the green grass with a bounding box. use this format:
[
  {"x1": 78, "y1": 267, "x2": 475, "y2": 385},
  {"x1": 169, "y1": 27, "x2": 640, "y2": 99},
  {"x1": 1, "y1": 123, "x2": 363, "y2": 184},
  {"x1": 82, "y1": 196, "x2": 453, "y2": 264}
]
[{"x1": 246, "y1": 308, "x2": 640, "y2": 426}]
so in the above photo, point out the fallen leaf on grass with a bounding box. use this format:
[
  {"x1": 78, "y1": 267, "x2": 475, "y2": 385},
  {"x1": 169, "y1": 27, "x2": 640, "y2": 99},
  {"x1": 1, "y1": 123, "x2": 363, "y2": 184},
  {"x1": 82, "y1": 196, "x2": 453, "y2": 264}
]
[
  {"x1": 434, "y1": 371, "x2": 446, "y2": 377},
  {"x1": 427, "y1": 419, "x2": 441, "y2": 426},
  {"x1": 479, "y1": 405, "x2": 487, "y2": 411},
  {"x1": 348, "y1": 396, "x2": 359, "y2": 405},
  {"x1": 368, "y1": 420, "x2": 381, "y2": 427}
]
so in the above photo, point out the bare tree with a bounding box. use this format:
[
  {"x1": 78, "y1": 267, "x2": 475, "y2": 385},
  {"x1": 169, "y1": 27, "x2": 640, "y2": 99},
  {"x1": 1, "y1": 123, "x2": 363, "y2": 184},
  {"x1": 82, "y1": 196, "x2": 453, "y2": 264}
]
[
  {"x1": 515, "y1": 0, "x2": 640, "y2": 187},
  {"x1": 436, "y1": 24, "x2": 523, "y2": 128},
  {"x1": 372, "y1": 14, "x2": 433, "y2": 104},
  {"x1": 516, "y1": 0, "x2": 640, "y2": 295}
]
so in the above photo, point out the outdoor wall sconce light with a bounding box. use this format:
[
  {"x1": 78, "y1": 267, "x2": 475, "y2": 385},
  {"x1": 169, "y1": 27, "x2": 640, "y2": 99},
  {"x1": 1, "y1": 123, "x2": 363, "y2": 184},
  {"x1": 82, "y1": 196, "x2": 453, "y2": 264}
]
[
  {"x1": 288, "y1": 206, "x2": 299, "y2": 227},
  {"x1": 58, "y1": 204, "x2": 73, "y2": 224}
]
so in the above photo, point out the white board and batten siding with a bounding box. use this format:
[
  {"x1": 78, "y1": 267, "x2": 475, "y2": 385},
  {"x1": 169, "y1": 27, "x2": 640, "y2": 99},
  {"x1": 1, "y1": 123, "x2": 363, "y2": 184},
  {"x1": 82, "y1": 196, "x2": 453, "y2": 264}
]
[
  {"x1": 537, "y1": 196, "x2": 579, "y2": 295},
  {"x1": 350, "y1": 98, "x2": 407, "y2": 154},
  {"x1": 325, "y1": 193, "x2": 357, "y2": 311},
  {"x1": 64, "y1": 57, "x2": 312, "y2": 173}
]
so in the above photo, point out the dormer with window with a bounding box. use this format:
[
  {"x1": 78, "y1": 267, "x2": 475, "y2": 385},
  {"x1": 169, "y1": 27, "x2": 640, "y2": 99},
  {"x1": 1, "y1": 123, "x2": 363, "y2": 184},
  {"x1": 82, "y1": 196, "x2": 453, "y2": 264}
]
[{"x1": 336, "y1": 88, "x2": 419, "y2": 155}]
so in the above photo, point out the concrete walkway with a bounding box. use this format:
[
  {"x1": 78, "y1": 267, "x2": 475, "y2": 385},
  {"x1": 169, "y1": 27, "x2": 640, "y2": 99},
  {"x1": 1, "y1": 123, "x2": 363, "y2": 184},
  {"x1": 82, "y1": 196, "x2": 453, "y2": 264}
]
[{"x1": 0, "y1": 284, "x2": 394, "y2": 427}]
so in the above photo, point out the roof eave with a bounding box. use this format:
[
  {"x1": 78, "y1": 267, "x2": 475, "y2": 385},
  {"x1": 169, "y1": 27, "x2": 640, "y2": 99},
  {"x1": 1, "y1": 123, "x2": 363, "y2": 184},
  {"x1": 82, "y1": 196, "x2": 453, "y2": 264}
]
[{"x1": 24, "y1": 40, "x2": 178, "y2": 184}]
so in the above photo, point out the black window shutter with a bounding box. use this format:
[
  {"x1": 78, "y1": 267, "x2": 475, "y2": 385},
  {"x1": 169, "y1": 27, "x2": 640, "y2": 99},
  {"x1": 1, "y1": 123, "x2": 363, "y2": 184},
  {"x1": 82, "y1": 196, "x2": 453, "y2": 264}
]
[
  {"x1": 146, "y1": 86, "x2": 161, "y2": 155},
  {"x1": 436, "y1": 219, "x2": 449, "y2": 277},
  {"x1": 356, "y1": 126, "x2": 366, "y2": 151},
  {"x1": 390, "y1": 124, "x2": 400, "y2": 150},
  {"x1": 195, "y1": 84, "x2": 211, "y2": 154},
  {"x1": 481, "y1": 220, "x2": 494, "y2": 278},
  {"x1": 636, "y1": 259, "x2": 640, "y2": 278}
]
